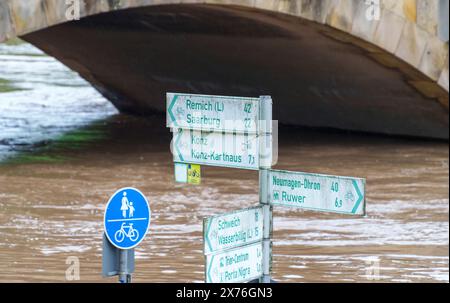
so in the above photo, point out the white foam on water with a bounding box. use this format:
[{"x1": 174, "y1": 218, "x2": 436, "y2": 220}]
[
  {"x1": 161, "y1": 270, "x2": 177, "y2": 274},
  {"x1": 0, "y1": 43, "x2": 117, "y2": 161},
  {"x1": 41, "y1": 244, "x2": 91, "y2": 255},
  {"x1": 283, "y1": 274, "x2": 304, "y2": 279}
]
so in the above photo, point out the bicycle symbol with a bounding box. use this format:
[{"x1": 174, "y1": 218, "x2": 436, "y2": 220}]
[
  {"x1": 114, "y1": 222, "x2": 140, "y2": 243},
  {"x1": 176, "y1": 107, "x2": 185, "y2": 117},
  {"x1": 190, "y1": 170, "x2": 200, "y2": 178},
  {"x1": 345, "y1": 191, "x2": 355, "y2": 203}
]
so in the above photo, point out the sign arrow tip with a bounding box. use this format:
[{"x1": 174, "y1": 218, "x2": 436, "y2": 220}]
[
  {"x1": 168, "y1": 94, "x2": 179, "y2": 127},
  {"x1": 351, "y1": 180, "x2": 364, "y2": 214}
]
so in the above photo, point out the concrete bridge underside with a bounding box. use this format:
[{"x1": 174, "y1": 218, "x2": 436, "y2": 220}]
[{"x1": 15, "y1": 4, "x2": 450, "y2": 138}]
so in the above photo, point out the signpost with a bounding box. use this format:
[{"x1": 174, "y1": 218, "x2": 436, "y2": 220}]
[
  {"x1": 102, "y1": 233, "x2": 135, "y2": 279},
  {"x1": 269, "y1": 169, "x2": 366, "y2": 215},
  {"x1": 167, "y1": 93, "x2": 260, "y2": 133},
  {"x1": 172, "y1": 129, "x2": 259, "y2": 170},
  {"x1": 203, "y1": 207, "x2": 264, "y2": 283},
  {"x1": 167, "y1": 93, "x2": 273, "y2": 283},
  {"x1": 203, "y1": 206, "x2": 263, "y2": 255},
  {"x1": 103, "y1": 187, "x2": 151, "y2": 283},
  {"x1": 205, "y1": 242, "x2": 263, "y2": 283},
  {"x1": 167, "y1": 92, "x2": 367, "y2": 284}
]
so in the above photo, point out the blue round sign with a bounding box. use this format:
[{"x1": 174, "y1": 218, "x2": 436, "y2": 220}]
[{"x1": 104, "y1": 187, "x2": 151, "y2": 249}]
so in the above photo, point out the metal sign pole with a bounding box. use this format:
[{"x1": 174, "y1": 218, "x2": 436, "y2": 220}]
[
  {"x1": 118, "y1": 249, "x2": 131, "y2": 283},
  {"x1": 259, "y1": 96, "x2": 273, "y2": 283},
  {"x1": 259, "y1": 169, "x2": 271, "y2": 283},
  {"x1": 102, "y1": 232, "x2": 136, "y2": 281}
]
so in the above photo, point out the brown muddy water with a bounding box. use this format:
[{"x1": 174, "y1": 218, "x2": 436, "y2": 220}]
[
  {"x1": 0, "y1": 42, "x2": 448, "y2": 283},
  {"x1": 0, "y1": 113, "x2": 448, "y2": 283}
]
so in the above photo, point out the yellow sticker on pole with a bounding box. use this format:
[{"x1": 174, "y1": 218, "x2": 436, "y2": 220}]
[{"x1": 187, "y1": 164, "x2": 201, "y2": 185}]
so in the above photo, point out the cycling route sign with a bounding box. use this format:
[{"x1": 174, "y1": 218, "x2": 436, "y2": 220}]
[{"x1": 104, "y1": 187, "x2": 151, "y2": 250}]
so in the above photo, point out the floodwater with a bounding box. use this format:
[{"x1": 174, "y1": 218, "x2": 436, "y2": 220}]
[{"x1": 0, "y1": 43, "x2": 448, "y2": 283}]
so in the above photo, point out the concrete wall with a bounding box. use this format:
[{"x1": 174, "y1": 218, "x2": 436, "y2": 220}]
[{"x1": 0, "y1": 0, "x2": 448, "y2": 91}]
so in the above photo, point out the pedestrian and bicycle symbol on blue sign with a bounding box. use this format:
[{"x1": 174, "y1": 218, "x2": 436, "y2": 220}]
[{"x1": 104, "y1": 187, "x2": 151, "y2": 249}]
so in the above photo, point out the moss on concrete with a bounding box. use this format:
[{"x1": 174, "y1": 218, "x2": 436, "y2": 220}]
[
  {"x1": 8, "y1": 154, "x2": 68, "y2": 164},
  {"x1": 2, "y1": 122, "x2": 108, "y2": 165},
  {"x1": 0, "y1": 78, "x2": 21, "y2": 93},
  {"x1": 4, "y1": 37, "x2": 25, "y2": 45}
]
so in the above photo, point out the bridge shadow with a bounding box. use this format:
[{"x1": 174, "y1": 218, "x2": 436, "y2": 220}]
[{"x1": 22, "y1": 4, "x2": 448, "y2": 139}]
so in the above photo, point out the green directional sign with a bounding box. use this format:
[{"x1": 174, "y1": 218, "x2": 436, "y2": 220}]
[
  {"x1": 204, "y1": 206, "x2": 263, "y2": 255},
  {"x1": 205, "y1": 242, "x2": 263, "y2": 283},
  {"x1": 172, "y1": 128, "x2": 259, "y2": 170},
  {"x1": 269, "y1": 169, "x2": 366, "y2": 215},
  {"x1": 167, "y1": 93, "x2": 260, "y2": 133}
]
